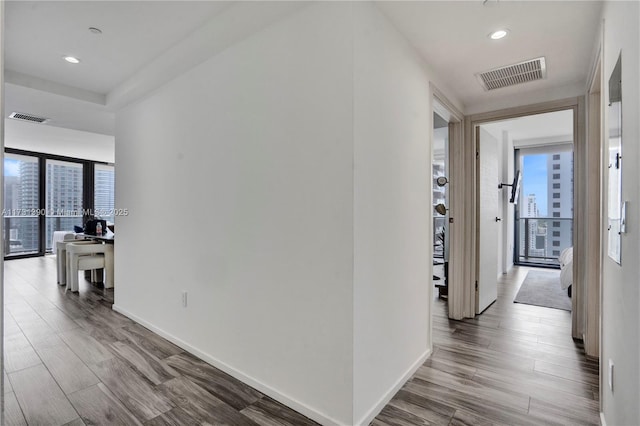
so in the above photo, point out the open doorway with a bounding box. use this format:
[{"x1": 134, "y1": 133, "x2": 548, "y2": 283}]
[
  {"x1": 433, "y1": 112, "x2": 449, "y2": 299},
  {"x1": 430, "y1": 89, "x2": 464, "y2": 320},
  {"x1": 476, "y1": 110, "x2": 575, "y2": 315}
]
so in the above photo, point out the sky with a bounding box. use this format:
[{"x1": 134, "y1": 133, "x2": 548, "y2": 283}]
[
  {"x1": 522, "y1": 155, "x2": 547, "y2": 216},
  {"x1": 4, "y1": 158, "x2": 20, "y2": 177}
]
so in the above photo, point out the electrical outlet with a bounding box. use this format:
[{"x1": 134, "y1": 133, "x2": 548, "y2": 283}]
[
  {"x1": 608, "y1": 359, "x2": 614, "y2": 392},
  {"x1": 182, "y1": 291, "x2": 188, "y2": 308}
]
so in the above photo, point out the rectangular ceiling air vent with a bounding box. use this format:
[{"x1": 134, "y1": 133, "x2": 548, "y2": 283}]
[
  {"x1": 9, "y1": 112, "x2": 49, "y2": 124},
  {"x1": 476, "y1": 57, "x2": 547, "y2": 91}
]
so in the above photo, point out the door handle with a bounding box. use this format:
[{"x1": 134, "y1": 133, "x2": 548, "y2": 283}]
[{"x1": 495, "y1": 217, "x2": 502, "y2": 222}]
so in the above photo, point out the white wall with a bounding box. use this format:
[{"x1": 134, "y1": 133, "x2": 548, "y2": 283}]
[
  {"x1": 114, "y1": 2, "x2": 463, "y2": 423},
  {"x1": 115, "y1": 3, "x2": 355, "y2": 424},
  {"x1": 600, "y1": 2, "x2": 640, "y2": 425},
  {"x1": 4, "y1": 118, "x2": 114, "y2": 163},
  {"x1": 353, "y1": 3, "x2": 433, "y2": 424},
  {"x1": 495, "y1": 130, "x2": 505, "y2": 274},
  {"x1": 503, "y1": 131, "x2": 515, "y2": 273}
]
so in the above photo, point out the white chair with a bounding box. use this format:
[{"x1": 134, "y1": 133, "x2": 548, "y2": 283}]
[
  {"x1": 66, "y1": 242, "x2": 114, "y2": 292},
  {"x1": 56, "y1": 234, "x2": 98, "y2": 285}
]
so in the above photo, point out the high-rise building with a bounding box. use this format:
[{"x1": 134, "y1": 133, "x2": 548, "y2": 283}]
[
  {"x1": 17, "y1": 160, "x2": 40, "y2": 253},
  {"x1": 546, "y1": 151, "x2": 574, "y2": 258},
  {"x1": 520, "y1": 193, "x2": 546, "y2": 259},
  {"x1": 45, "y1": 161, "x2": 84, "y2": 250},
  {"x1": 94, "y1": 165, "x2": 115, "y2": 224},
  {"x1": 523, "y1": 194, "x2": 539, "y2": 218}
]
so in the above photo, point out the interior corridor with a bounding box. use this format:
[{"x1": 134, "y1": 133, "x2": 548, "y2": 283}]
[
  {"x1": 375, "y1": 267, "x2": 600, "y2": 425},
  {"x1": 4, "y1": 258, "x2": 599, "y2": 425}
]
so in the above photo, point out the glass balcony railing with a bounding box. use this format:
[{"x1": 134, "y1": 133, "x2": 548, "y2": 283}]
[
  {"x1": 515, "y1": 217, "x2": 573, "y2": 267},
  {"x1": 45, "y1": 216, "x2": 83, "y2": 252},
  {"x1": 3, "y1": 215, "x2": 84, "y2": 256},
  {"x1": 3, "y1": 216, "x2": 40, "y2": 257}
]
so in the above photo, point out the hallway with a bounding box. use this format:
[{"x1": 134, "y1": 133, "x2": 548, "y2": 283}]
[
  {"x1": 375, "y1": 267, "x2": 600, "y2": 425},
  {"x1": 4, "y1": 258, "x2": 600, "y2": 425}
]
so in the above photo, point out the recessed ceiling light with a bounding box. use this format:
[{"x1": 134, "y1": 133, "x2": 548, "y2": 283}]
[
  {"x1": 64, "y1": 56, "x2": 80, "y2": 64},
  {"x1": 490, "y1": 29, "x2": 509, "y2": 40}
]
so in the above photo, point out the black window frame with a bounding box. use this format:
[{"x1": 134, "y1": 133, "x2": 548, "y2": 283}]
[{"x1": 4, "y1": 148, "x2": 112, "y2": 260}]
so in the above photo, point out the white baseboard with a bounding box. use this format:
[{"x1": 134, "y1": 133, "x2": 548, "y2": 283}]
[
  {"x1": 600, "y1": 412, "x2": 607, "y2": 426},
  {"x1": 354, "y1": 348, "x2": 431, "y2": 426},
  {"x1": 112, "y1": 304, "x2": 344, "y2": 426}
]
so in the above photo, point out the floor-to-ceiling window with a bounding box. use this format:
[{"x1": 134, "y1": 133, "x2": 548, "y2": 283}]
[
  {"x1": 94, "y1": 164, "x2": 115, "y2": 225},
  {"x1": 515, "y1": 146, "x2": 574, "y2": 267},
  {"x1": 3, "y1": 148, "x2": 114, "y2": 259},
  {"x1": 3, "y1": 153, "x2": 40, "y2": 256},
  {"x1": 45, "y1": 159, "x2": 84, "y2": 252}
]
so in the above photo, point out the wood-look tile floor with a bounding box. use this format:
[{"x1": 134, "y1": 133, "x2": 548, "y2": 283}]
[
  {"x1": 3, "y1": 258, "x2": 600, "y2": 425},
  {"x1": 3, "y1": 256, "x2": 317, "y2": 426},
  {"x1": 374, "y1": 267, "x2": 601, "y2": 426}
]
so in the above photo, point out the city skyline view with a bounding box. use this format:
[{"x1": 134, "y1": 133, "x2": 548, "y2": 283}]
[
  {"x1": 517, "y1": 149, "x2": 573, "y2": 264},
  {"x1": 3, "y1": 155, "x2": 114, "y2": 255},
  {"x1": 522, "y1": 154, "x2": 548, "y2": 216}
]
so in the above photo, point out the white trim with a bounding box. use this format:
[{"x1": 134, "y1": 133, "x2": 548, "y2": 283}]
[
  {"x1": 464, "y1": 97, "x2": 582, "y2": 321},
  {"x1": 431, "y1": 83, "x2": 463, "y2": 123},
  {"x1": 0, "y1": 0, "x2": 5, "y2": 404},
  {"x1": 5, "y1": 70, "x2": 106, "y2": 105},
  {"x1": 430, "y1": 82, "x2": 468, "y2": 320},
  {"x1": 112, "y1": 304, "x2": 345, "y2": 426},
  {"x1": 513, "y1": 135, "x2": 573, "y2": 148},
  {"x1": 600, "y1": 412, "x2": 607, "y2": 426},
  {"x1": 354, "y1": 348, "x2": 431, "y2": 426},
  {"x1": 585, "y1": 18, "x2": 604, "y2": 94}
]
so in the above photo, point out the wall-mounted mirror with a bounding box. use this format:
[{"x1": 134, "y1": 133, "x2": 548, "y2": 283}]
[{"x1": 607, "y1": 53, "x2": 622, "y2": 264}]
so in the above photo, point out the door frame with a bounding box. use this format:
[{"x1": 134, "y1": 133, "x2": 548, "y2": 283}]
[
  {"x1": 585, "y1": 51, "x2": 603, "y2": 359},
  {"x1": 430, "y1": 84, "x2": 466, "y2": 320},
  {"x1": 452, "y1": 97, "x2": 585, "y2": 324},
  {"x1": 583, "y1": 38, "x2": 604, "y2": 419}
]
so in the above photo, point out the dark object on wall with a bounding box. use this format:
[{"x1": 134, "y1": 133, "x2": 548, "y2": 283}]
[{"x1": 498, "y1": 170, "x2": 522, "y2": 204}]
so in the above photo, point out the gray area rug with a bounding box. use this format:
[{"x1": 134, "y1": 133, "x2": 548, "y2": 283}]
[{"x1": 514, "y1": 270, "x2": 571, "y2": 311}]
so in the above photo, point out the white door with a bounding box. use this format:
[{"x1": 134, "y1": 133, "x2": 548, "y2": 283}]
[{"x1": 477, "y1": 128, "x2": 500, "y2": 314}]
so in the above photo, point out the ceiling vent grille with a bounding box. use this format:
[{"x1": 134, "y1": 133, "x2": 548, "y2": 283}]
[
  {"x1": 476, "y1": 57, "x2": 547, "y2": 91},
  {"x1": 9, "y1": 112, "x2": 49, "y2": 124}
]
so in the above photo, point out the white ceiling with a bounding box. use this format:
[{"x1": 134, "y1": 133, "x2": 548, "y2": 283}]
[
  {"x1": 482, "y1": 109, "x2": 574, "y2": 144},
  {"x1": 3, "y1": 1, "x2": 604, "y2": 138},
  {"x1": 377, "y1": 1, "x2": 603, "y2": 113},
  {"x1": 5, "y1": 1, "x2": 231, "y2": 95}
]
